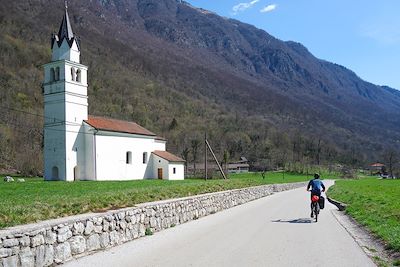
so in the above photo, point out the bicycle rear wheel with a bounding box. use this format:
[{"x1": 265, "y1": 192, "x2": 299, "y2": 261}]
[{"x1": 314, "y1": 203, "x2": 320, "y2": 222}]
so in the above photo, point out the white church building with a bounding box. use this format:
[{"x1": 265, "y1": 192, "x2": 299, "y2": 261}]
[{"x1": 43, "y1": 6, "x2": 185, "y2": 181}]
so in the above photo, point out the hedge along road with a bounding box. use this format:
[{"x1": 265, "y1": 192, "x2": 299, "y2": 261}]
[{"x1": 65, "y1": 180, "x2": 375, "y2": 267}]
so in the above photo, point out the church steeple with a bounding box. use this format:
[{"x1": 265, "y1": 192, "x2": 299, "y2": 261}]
[
  {"x1": 43, "y1": 0, "x2": 89, "y2": 181},
  {"x1": 58, "y1": 3, "x2": 74, "y2": 41},
  {"x1": 51, "y1": 2, "x2": 80, "y2": 62}
]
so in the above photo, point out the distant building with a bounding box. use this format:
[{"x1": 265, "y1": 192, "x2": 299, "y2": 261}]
[
  {"x1": 188, "y1": 157, "x2": 250, "y2": 176},
  {"x1": 43, "y1": 6, "x2": 184, "y2": 181},
  {"x1": 369, "y1": 162, "x2": 385, "y2": 175},
  {"x1": 370, "y1": 163, "x2": 385, "y2": 168},
  {"x1": 228, "y1": 157, "x2": 249, "y2": 174}
]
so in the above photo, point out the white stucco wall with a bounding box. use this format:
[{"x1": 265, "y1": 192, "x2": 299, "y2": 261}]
[
  {"x1": 152, "y1": 154, "x2": 170, "y2": 180},
  {"x1": 43, "y1": 56, "x2": 88, "y2": 182},
  {"x1": 168, "y1": 163, "x2": 185, "y2": 180},
  {"x1": 152, "y1": 155, "x2": 185, "y2": 180},
  {"x1": 65, "y1": 124, "x2": 86, "y2": 181},
  {"x1": 82, "y1": 124, "x2": 96, "y2": 181},
  {"x1": 44, "y1": 124, "x2": 66, "y2": 181},
  {"x1": 43, "y1": 71, "x2": 67, "y2": 181},
  {"x1": 64, "y1": 62, "x2": 88, "y2": 90},
  {"x1": 154, "y1": 140, "x2": 167, "y2": 151},
  {"x1": 43, "y1": 60, "x2": 87, "y2": 92},
  {"x1": 93, "y1": 132, "x2": 165, "y2": 181},
  {"x1": 52, "y1": 39, "x2": 80, "y2": 63},
  {"x1": 44, "y1": 118, "x2": 180, "y2": 181}
]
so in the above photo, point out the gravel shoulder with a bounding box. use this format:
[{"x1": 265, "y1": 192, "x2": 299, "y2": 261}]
[{"x1": 331, "y1": 208, "x2": 397, "y2": 266}]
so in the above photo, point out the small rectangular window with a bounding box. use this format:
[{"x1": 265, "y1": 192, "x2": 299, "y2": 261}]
[
  {"x1": 126, "y1": 151, "x2": 132, "y2": 164},
  {"x1": 173, "y1": 167, "x2": 176, "y2": 174},
  {"x1": 143, "y1": 152, "x2": 147, "y2": 164}
]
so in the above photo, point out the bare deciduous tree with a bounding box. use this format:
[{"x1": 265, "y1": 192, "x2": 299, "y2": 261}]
[{"x1": 383, "y1": 149, "x2": 398, "y2": 178}]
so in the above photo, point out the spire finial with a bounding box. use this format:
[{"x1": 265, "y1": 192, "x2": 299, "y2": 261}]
[{"x1": 65, "y1": 0, "x2": 68, "y2": 10}]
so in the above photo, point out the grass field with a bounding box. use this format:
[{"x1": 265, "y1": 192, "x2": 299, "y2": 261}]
[
  {"x1": 0, "y1": 172, "x2": 321, "y2": 229},
  {"x1": 328, "y1": 178, "x2": 400, "y2": 253}
]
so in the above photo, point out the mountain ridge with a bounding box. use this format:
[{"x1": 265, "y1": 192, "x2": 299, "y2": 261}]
[{"x1": 0, "y1": 0, "x2": 399, "y2": 174}]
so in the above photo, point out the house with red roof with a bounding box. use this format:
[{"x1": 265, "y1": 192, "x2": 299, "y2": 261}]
[{"x1": 42, "y1": 6, "x2": 184, "y2": 181}]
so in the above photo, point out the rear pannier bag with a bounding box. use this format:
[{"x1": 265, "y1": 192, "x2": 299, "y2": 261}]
[{"x1": 319, "y1": 196, "x2": 325, "y2": 209}]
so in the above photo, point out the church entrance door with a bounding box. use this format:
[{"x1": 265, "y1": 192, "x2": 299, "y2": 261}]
[
  {"x1": 158, "y1": 168, "x2": 163, "y2": 180},
  {"x1": 74, "y1": 166, "x2": 78, "y2": 181},
  {"x1": 52, "y1": 166, "x2": 59, "y2": 180}
]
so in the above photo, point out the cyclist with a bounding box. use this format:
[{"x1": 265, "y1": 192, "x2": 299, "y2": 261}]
[{"x1": 307, "y1": 173, "x2": 326, "y2": 218}]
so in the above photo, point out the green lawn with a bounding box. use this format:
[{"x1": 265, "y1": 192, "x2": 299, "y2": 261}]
[
  {"x1": 328, "y1": 178, "x2": 400, "y2": 253},
  {"x1": 0, "y1": 172, "x2": 314, "y2": 229}
]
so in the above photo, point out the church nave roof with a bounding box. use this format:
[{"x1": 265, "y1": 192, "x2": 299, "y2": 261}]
[
  {"x1": 85, "y1": 116, "x2": 157, "y2": 137},
  {"x1": 152, "y1": 151, "x2": 185, "y2": 163}
]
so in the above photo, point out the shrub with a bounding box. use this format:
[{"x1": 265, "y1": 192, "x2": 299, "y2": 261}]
[{"x1": 145, "y1": 228, "x2": 153, "y2": 236}]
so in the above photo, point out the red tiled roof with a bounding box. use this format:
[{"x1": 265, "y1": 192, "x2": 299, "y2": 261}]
[
  {"x1": 152, "y1": 150, "x2": 185, "y2": 162},
  {"x1": 370, "y1": 163, "x2": 385, "y2": 167},
  {"x1": 85, "y1": 116, "x2": 156, "y2": 136}
]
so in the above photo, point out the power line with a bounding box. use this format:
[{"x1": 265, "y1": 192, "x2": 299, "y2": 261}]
[
  {"x1": 0, "y1": 105, "x2": 71, "y2": 125},
  {"x1": 0, "y1": 116, "x2": 95, "y2": 136},
  {"x1": 0, "y1": 119, "x2": 42, "y2": 137},
  {"x1": 0, "y1": 105, "x2": 148, "y2": 137},
  {"x1": 1, "y1": 105, "x2": 95, "y2": 127},
  {"x1": 0, "y1": 105, "x2": 98, "y2": 135}
]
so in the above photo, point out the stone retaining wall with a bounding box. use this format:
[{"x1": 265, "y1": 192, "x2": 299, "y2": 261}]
[{"x1": 0, "y1": 182, "x2": 306, "y2": 267}]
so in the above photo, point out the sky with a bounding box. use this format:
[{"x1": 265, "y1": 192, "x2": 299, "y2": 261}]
[{"x1": 186, "y1": 0, "x2": 400, "y2": 89}]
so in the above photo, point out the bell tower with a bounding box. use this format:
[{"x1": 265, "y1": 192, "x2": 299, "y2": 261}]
[{"x1": 43, "y1": 4, "x2": 88, "y2": 181}]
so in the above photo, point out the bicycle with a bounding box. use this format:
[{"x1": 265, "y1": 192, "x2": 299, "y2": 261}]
[{"x1": 311, "y1": 195, "x2": 320, "y2": 222}]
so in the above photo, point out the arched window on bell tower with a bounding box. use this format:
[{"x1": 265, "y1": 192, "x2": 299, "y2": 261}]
[
  {"x1": 55, "y1": 67, "x2": 60, "y2": 81},
  {"x1": 76, "y1": 69, "x2": 81, "y2": 83},
  {"x1": 71, "y1": 67, "x2": 75, "y2": 81},
  {"x1": 50, "y1": 68, "x2": 55, "y2": 82}
]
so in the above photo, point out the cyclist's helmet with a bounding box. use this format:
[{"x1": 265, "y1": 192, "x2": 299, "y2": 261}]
[
  {"x1": 312, "y1": 195, "x2": 320, "y2": 202},
  {"x1": 314, "y1": 173, "x2": 320, "y2": 179}
]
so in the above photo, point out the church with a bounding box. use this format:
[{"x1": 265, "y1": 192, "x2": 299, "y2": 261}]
[{"x1": 43, "y1": 6, "x2": 185, "y2": 181}]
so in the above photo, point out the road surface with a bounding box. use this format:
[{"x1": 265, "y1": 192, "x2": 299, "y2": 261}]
[{"x1": 65, "y1": 181, "x2": 375, "y2": 267}]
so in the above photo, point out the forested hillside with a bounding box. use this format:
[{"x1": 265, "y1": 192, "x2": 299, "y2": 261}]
[{"x1": 0, "y1": 0, "x2": 399, "y2": 175}]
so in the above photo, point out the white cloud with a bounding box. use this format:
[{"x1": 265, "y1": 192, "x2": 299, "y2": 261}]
[
  {"x1": 361, "y1": 23, "x2": 400, "y2": 45},
  {"x1": 232, "y1": 0, "x2": 260, "y2": 15},
  {"x1": 260, "y1": 4, "x2": 277, "y2": 13}
]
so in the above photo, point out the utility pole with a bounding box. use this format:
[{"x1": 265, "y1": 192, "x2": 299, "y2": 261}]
[
  {"x1": 205, "y1": 138, "x2": 227, "y2": 180},
  {"x1": 205, "y1": 132, "x2": 208, "y2": 180}
]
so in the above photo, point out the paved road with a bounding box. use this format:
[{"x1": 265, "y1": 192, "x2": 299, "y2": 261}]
[{"x1": 65, "y1": 181, "x2": 375, "y2": 267}]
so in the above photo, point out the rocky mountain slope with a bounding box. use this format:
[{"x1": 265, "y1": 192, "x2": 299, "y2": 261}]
[{"x1": 0, "y1": 0, "x2": 399, "y2": 174}]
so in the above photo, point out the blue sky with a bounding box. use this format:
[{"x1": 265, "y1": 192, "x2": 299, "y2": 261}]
[{"x1": 186, "y1": 0, "x2": 400, "y2": 89}]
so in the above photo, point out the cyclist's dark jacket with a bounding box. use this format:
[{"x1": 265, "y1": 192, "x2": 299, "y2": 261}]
[{"x1": 307, "y1": 179, "x2": 325, "y2": 194}]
